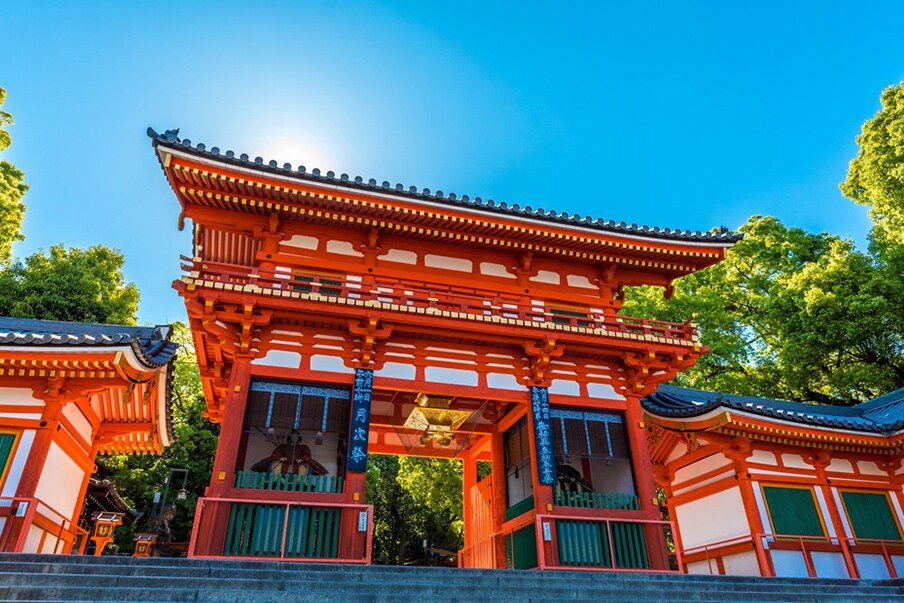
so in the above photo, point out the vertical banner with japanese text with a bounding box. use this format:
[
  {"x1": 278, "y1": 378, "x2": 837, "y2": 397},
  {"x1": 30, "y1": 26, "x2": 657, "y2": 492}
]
[
  {"x1": 530, "y1": 386, "x2": 556, "y2": 485},
  {"x1": 347, "y1": 368, "x2": 374, "y2": 473}
]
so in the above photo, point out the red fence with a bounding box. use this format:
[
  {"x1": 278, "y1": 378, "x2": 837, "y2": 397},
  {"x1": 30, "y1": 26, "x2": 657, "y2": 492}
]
[{"x1": 0, "y1": 496, "x2": 86, "y2": 554}]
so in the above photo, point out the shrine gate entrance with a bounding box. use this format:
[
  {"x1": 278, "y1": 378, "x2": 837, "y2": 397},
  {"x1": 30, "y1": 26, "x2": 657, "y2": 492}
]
[{"x1": 149, "y1": 128, "x2": 737, "y2": 571}]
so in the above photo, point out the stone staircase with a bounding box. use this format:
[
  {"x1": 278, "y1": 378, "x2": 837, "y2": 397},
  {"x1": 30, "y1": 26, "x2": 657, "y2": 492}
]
[{"x1": 0, "y1": 554, "x2": 902, "y2": 603}]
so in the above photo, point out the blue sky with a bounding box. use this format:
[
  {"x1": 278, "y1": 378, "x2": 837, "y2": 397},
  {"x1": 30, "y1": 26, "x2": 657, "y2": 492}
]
[{"x1": 3, "y1": 1, "x2": 903, "y2": 324}]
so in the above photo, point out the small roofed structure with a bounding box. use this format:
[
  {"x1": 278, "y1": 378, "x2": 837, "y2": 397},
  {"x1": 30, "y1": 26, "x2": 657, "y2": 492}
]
[
  {"x1": 642, "y1": 384, "x2": 904, "y2": 580},
  {"x1": 0, "y1": 317, "x2": 177, "y2": 554},
  {"x1": 78, "y1": 461, "x2": 141, "y2": 545}
]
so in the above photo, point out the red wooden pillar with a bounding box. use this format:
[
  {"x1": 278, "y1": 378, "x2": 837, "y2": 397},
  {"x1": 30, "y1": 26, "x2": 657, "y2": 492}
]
[
  {"x1": 490, "y1": 428, "x2": 508, "y2": 568},
  {"x1": 193, "y1": 356, "x2": 252, "y2": 557},
  {"x1": 624, "y1": 395, "x2": 669, "y2": 570},
  {"x1": 462, "y1": 451, "x2": 477, "y2": 548},
  {"x1": 207, "y1": 357, "x2": 253, "y2": 496},
  {"x1": 15, "y1": 393, "x2": 64, "y2": 501}
]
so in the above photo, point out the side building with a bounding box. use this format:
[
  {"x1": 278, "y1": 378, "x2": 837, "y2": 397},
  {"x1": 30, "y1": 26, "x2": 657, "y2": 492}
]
[
  {"x1": 643, "y1": 384, "x2": 904, "y2": 579},
  {"x1": 0, "y1": 318, "x2": 177, "y2": 554},
  {"x1": 149, "y1": 128, "x2": 738, "y2": 570}
]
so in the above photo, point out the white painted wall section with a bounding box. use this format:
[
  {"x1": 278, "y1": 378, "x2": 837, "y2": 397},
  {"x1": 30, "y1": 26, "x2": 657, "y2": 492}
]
[
  {"x1": 424, "y1": 255, "x2": 472, "y2": 272},
  {"x1": 721, "y1": 551, "x2": 761, "y2": 576},
  {"x1": 811, "y1": 552, "x2": 848, "y2": 578},
  {"x1": 374, "y1": 362, "x2": 417, "y2": 381},
  {"x1": 673, "y1": 487, "x2": 749, "y2": 549},
  {"x1": 424, "y1": 366, "x2": 478, "y2": 387},
  {"x1": 251, "y1": 350, "x2": 302, "y2": 369},
  {"x1": 33, "y1": 442, "x2": 85, "y2": 519},
  {"x1": 674, "y1": 453, "x2": 731, "y2": 485},
  {"x1": 62, "y1": 404, "x2": 93, "y2": 443},
  {"x1": 309, "y1": 355, "x2": 353, "y2": 374},
  {"x1": 770, "y1": 550, "x2": 809, "y2": 577}
]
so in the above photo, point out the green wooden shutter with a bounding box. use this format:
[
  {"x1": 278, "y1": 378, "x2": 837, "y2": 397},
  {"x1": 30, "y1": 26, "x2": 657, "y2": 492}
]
[
  {"x1": 762, "y1": 486, "x2": 824, "y2": 537},
  {"x1": 0, "y1": 433, "x2": 16, "y2": 480},
  {"x1": 841, "y1": 491, "x2": 901, "y2": 541}
]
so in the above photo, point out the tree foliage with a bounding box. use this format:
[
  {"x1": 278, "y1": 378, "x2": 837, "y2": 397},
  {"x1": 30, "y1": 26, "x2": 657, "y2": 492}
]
[
  {"x1": 0, "y1": 86, "x2": 28, "y2": 264},
  {"x1": 366, "y1": 455, "x2": 464, "y2": 564},
  {"x1": 842, "y1": 81, "x2": 904, "y2": 245},
  {"x1": 622, "y1": 216, "x2": 904, "y2": 403},
  {"x1": 0, "y1": 244, "x2": 139, "y2": 324}
]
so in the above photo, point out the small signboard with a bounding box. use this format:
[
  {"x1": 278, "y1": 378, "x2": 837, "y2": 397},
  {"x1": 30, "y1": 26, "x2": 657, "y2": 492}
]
[
  {"x1": 358, "y1": 511, "x2": 368, "y2": 532},
  {"x1": 15, "y1": 502, "x2": 27, "y2": 517},
  {"x1": 542, "y1": 522, "x2": 552, "y2": 542}
]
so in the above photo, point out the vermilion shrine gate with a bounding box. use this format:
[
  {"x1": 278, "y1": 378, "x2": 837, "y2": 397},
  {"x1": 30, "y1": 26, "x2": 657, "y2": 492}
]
[{"x1": 149, "y1": 127, "x2": 738, "y2": 570}]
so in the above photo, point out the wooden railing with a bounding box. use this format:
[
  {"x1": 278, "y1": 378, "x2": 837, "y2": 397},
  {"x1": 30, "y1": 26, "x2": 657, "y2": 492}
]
[
  {"x1": 536, "y1": 514, "x2": 681, "y2": 573},
  {"x1": 504, "y1": 496, "x2": 535, "y2": 522},
  {"x1": 554, "y1": 491, "x2": 640, "y2": 510},
  {"x1": 181, "y1": 259, "x2": 700, "y2": 344},
  {"x1": 189, "y1": 496, "x2": 372, "y2": 563},
  {"x1": 0, "y1": 496, "x2": 83, "y2": 554},
  {"x1": 751, "y1": 532, "x2": 904, "y2": 579},
  {"x1": 234, "y1": 471, "x2": 344, "y2": 494}
]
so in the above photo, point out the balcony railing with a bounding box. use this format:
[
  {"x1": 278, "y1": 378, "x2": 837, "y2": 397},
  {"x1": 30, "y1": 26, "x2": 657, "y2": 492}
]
[
  {"x1": 180, "y1": 259, "x2": 700, "y2": 345},
  {"x1": 189, "y1": 496, "x2": 372, "y2": 563},
  {"x1": 234, "y1": 470, "x2": 344, "y2": 494},
  {"x1": 536, "y1": 514, "x2": 681, "y2": 573},
  {"x1": 0, "y1": 496, "x2": 85, "y2": 555},
  {"x1": 554, "y1": 491, "x2": 640, "y2": 511}
]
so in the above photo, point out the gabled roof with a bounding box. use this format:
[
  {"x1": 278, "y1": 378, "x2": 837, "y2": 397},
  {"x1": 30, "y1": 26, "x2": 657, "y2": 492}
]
[
  {"x1": 642, "y1": 384, "x2": 904, "y2": 435},
  {"x1": 148, "y1": 127, "x2": 741, "y2": 245},
  {"x1": 0, "y1": 317, "x2": 178, "y2": 369}
]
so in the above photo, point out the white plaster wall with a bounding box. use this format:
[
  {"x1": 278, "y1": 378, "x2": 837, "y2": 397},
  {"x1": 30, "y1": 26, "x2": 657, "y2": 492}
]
[
  {"x1": 811, "y1": 552, "x2": 848, "y2": 578},
  {"x1": 374, "y1": 362, "x2": 416, "y2": 381},
  {"x1": 674, "y1": 453, "x2": 731, "y2": 485},
  {"x1": 309, "y1": 355, "x2": 353, "y2": 374},
  {"x1": 531, "y1": 270, "x2": 560, "y2": 285},
  {"x1": 749, "y1": 450, "x2": 776, "y2": 466},
  {"x1": 479, "y1": 263, "x2": 514, "y2": 279},
  {"x1": 685, "y1": 560, "x2": 717, "y2": 575},
  {"x1": 281, "y1": 235, "x2": 318, "y2": 250},
  {"x1": 62, "y1": 404, "x2": 93, "y2": 443},
  {"x1": 854, "y1": 553, "x2": 891, "y2": 579},
  {"x1": 251, "y1": 350, "x2": 302, "y2": 369},
  {"x1": 548, "y1": 379, "x2": 580, "y2": 396},
  {"x1": 33, "y1": 442, "x2": 85, "y2": 519},
  {"x1": 781, "y1": 454, "x2": 810, "y2": 470},
  {"x1": 586, "y1": 383, "x2": 624, "y2": 400},
  {"x1": 857, "y1": 461, "x2": 887, "y2": 476},
  {"x1": 486, "y1": 373, "x2": 521, "y2": 390},
  {"x1": 722, "y1": 550, "x2": 761, "y2": 576},
  {"x1": 326, "y1": 240, "x2": 362, "y2": 257},
  {"x1": 382, "y1": 249, "x2": 417, "y2": 264},
  {"x1": 1, "y1": 430, "x2": 34, "y2": 496},
  {"x1": 673, "y1": 487, "x2": 749, "y2": 549},
  {"x1": 827, "y1": 458, "x2": 854, "y2": 473},
  {"x1": 566, "y1": 274, "x2": 595, "y2": 289},
  {"x1": 424, "y1": 366, "x2": 478, "y2": 387},
  {"x1": 0, "y1": 387, "x2": 44, "y2": 407},
  {"x1": 23, "y1": 524, "x2": 43, "y2": 554},
  {"x1": 424, "y1": 254, "x2": 472, "y2": 272},
  {"x1": 892, "y1": 555, "x2": 904, "y2": 578},
  {"x1": 771, "y1": 550, "x2": 809, "y2": 577}
]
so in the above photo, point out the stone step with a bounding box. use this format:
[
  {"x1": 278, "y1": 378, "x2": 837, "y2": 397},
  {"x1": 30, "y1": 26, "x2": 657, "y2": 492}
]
[
  {"x1": 0, "y1": 585, "x2": 899, "y2": 603},
  {"x1": 0, "y1": 554, "x2": 900, "y2": 603},
  {"x1": 0, "y1": 566, "x2": 898, "y2": 598},
  {"x1": 0, "y1": 555, "x2": 890, "y2": 588}
]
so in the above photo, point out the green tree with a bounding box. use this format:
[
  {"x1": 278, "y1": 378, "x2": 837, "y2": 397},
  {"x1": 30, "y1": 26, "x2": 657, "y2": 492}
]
[
  {"x1": 0, "y1": 86, "x2": 28, "y2": 264},
  {"x1": 366, "y1": 455, "x2": 466, "y2": 565},
  {"x1": 0, "y1": 244, "x2": 139, "y2": 324},
  {"x1": 841, "y1": 81, "x2": 904, "y2": 244},
  {"x1": 103, "y1": 322, "x2": 218, "y2": 550},
  {"x1": 622, "y1": 215, "x2": 904, "y2": 403}
]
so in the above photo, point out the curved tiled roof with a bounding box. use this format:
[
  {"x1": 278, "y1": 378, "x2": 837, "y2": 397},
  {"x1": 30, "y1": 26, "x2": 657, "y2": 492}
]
[
  {"x1": 148, "y1": 127, "x2": 741, "y2": 245},
  {"x1": 642, "y1": 384, "x2": 904, "y2": 435},
  {"x1": 0, "y1": 317, "x2": 179, "y2": 369}
]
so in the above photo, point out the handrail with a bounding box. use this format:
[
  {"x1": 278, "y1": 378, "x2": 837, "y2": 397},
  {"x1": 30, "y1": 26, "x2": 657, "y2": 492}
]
[
  {"x1": 0, "y1": 496, "x2": 80, "y2": 554},
  {"x1": 181, "y1": 260, "x2": 700, "y2": 344},
  {"x1": 188, "y1": 495, "x2": 373, "y2": 564},
  {"x1": 535, "y1": 513, "x2": 682, "y2": 573}
]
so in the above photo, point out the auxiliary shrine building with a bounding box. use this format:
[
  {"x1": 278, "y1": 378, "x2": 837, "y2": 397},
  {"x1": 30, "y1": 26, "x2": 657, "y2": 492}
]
[
  {"x1": 148, "y1": 128, "x2": 736, "y2": 571},
  {"x1": 0, "y1": 318, "x2": 177, "y2": 554}
]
